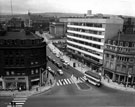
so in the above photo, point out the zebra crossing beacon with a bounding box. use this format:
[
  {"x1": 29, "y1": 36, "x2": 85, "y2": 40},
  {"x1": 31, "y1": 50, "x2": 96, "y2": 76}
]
[{"x1": 84, "y1": 71, "x2": 102, "y2": 87}]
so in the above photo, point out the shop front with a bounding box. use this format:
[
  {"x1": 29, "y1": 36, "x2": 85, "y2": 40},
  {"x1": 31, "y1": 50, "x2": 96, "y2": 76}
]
[{"x1": 4, "y1": 76, "x2": 29, "y2": 90}]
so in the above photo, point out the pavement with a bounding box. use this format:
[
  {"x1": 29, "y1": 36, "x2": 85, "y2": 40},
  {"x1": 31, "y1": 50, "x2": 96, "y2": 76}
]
[
  {"x1": 0, "y1": 72, "x2": 56, "y2": 97},
  {"x1": 48, "y1": 38, "x2": 135, "y2": 92}
]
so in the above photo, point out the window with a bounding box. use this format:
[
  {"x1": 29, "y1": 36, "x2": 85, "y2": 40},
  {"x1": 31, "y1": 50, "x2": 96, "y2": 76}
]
[
  {"x1": 31, "y1": 70, "x2": 34, "y2": 74},
  {"x1": 108, "y1": 40, "x2": 111, "y2": 44},
  {"x1": 113, "y1": 41, "x2": 116, "y2": 45},
  {"x1": 132, "y1": 43, "x2": 135, "y2": 47},
  {"x1": 6, "y1": 71, "x2": 9, "y2": 75},
  {"x1": 125, "y1": 42, "x2": 129, "y2": 47},
  {"x1": 120, "y1": 42, "x2": 123, "y2": 46},
  {"x1": 35, "y1": 69, "x2": 38, "y2": 73},
  {"x1": 11, "y1": 71, "x2": 14, "y2": 75}
]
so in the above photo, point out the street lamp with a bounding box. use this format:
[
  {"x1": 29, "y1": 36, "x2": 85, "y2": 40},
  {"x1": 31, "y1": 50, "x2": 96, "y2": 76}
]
[{"x1": 126, "y1": 72, "x2": 131, "y2": 88}]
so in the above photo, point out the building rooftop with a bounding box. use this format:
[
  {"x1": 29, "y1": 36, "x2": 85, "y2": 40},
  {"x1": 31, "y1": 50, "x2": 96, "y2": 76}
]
[
  {"x1": 110, "y1": 33, "x2": 135, "y2": 42},
  {"x1": 0, "y1": 29, "x2": 42, "y2": 40}
]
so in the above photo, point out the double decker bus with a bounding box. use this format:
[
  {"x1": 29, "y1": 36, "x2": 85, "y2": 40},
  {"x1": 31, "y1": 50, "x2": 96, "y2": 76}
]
[{"x1": 84, "y1": 71, "x2": 101, "y2": 87}]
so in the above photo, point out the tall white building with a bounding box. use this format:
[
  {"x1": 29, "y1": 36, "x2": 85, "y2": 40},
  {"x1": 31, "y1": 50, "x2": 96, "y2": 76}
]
[{"x1": 66, "y1": 16, "x2": 124, "y2": 70}]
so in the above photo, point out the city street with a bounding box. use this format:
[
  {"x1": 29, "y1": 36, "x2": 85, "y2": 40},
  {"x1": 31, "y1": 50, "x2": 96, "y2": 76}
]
[{"x1": 24, "y1": 34, "x2": 135, "y2": 107}]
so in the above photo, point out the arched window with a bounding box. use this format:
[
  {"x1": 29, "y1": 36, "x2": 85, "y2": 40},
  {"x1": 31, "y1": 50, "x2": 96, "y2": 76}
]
[
  {"x1": 113, "y1": 41, "x2": 116, "y2": 45},
  {"x1": 108, "y1": 40, "x2": 111, "y2": 44},
  {"x1": 132, "y1": 43, "x2": 135, "y2": 47},
  {"x1": 120, "y1": 42, "x2": 123, "y2": 46},
  {"x1": 125, "y1": 42, "x2": 129, "y2": 47}
]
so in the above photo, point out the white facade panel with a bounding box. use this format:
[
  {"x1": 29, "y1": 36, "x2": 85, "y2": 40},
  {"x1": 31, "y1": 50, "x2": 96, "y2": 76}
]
[
  {"x1": 67, "y1": 25, "x2": 105, "y2": 32},
  {"x1": 67, "y1": 45, "x2": 103, "y2": 60},
  {"x1": 67, "y1": 40, "x2": 103, "y2": 53},
  {"x1": 67, "y1": 35, "x2": 104, "y2": 46},
  {"x1": 67, "y1": 30, "x2": 104, "y2": 39}
]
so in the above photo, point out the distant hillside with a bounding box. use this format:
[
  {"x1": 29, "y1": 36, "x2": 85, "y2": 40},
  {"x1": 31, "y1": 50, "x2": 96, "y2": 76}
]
[{"x1": 0, "y1": 12, "x2": 84, "y2": 20}]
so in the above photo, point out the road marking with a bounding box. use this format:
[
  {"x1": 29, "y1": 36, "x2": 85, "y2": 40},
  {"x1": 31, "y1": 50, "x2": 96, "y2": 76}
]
[
  {"x1": 70, "y1": 78, "x2": 74, "y2": 83},
  {"x1": 57, "y1": 82, "x2": 59, "y2": 86},
  {"x1": 12, "y1": 100, "x2": 26, "y2": 103},
  {"x1": 64, "y1": 79, "x2": 68, "y2": 85},
  {"x1": 14, "y1": 98, "x2": 27, "y2": 101},
  {"x1": 80, "y1": 77, "x2": 85, "y2": 82},
  {"x1": 58, "y1": 80, "x2": 62, "y2": 85},
  {"x1": 67, "y1": 78, "x2": 71, "y2": 84},
  {"x1": 61, "y1": 79, "x2": 66, "y2": 85}
]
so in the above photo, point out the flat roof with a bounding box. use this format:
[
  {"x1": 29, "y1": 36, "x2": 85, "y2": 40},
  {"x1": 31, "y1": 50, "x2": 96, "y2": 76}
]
[
  {"x1": 0, "y1": 30, "x2": 42, "y2": 40},
  {"x1": 110, "y1": 33, "x2": 135, "y2": 42}
]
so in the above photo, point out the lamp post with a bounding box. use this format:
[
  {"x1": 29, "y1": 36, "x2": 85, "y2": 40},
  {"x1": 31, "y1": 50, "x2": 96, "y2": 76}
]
[{"x1": 126, "y1": 72, "x2": 131, "y2": 88}]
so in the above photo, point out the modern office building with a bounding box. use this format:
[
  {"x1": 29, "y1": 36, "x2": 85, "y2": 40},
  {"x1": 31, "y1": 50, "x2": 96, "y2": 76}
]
[
  {"x1": 66, "y1": 16, "x2": 124, "y2": 71},
  {"x1": 103, "y1": 17, "x2": 135, "y2": 86},
  {"x1": 0, "y1": 21, "x2": 47, "y2": 90}
]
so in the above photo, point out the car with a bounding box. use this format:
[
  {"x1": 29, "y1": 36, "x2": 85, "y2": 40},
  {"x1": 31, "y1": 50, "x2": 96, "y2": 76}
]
[
  {"x1": 47, "y1": 56, "x2": 51, "y2": 60},
  {"x1": 52, "y1": 59, "x2": 55, "y2": 63},
  {"x1": 56, "y1": 62, "x2": 63, "y2": 69},
  {"x1": 57, "y1": 69, "x2": 63, "y2": 75},
  {"x1": 61, "y1": 58, "x2": 65, "y2": 62},
  {"x1": 47, "y1": 66, "x2": 51, "y2": 71},
  {"x1": 56, "y1": 54, "x2": 60, "y2": 58},
  {"x1": 63, "y1": 62, "x2": 69, "y2": 69}
]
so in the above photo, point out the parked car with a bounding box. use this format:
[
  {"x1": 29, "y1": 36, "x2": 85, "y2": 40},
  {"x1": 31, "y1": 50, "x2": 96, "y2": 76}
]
[
  {"x1": 57, "y1": 69, "x2": 63, "y2": 75},
  {"x1": 47, "y1": 66, "x2": 51, "y2": 71},
  {"x1": 56, "y1": 54, "x2": 60, "y2": 58},
  {"x1": 63, "y1": 62, "x2": 69, "y2": 69},
  {"x1": 56, "y1": 62, "x2": 63, "y2": 69}
]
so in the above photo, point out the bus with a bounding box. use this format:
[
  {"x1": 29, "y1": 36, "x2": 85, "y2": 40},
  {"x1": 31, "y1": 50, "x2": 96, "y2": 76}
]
[{"x1": 84, "y1": 71, "x2": 101, "y2": 87}]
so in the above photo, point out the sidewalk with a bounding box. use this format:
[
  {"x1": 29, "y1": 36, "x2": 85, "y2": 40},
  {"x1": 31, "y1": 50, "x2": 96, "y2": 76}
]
[
  {"x1": 0, "y1": 72, "x2": 56, "y2": 97},
  {"x1": 48, "y1": 41, "x2": 135, "y2": 92}
]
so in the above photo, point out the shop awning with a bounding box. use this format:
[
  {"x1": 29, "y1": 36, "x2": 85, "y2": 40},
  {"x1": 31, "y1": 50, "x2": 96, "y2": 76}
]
[{"x1": 31, "y1": 78, "x2": 39, "y2": 82}]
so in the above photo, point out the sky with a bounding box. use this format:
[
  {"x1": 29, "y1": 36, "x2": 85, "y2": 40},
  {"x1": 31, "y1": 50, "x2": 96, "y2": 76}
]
[{"x1": 0, "y1": 0, "x2": 135, "y2": 16}]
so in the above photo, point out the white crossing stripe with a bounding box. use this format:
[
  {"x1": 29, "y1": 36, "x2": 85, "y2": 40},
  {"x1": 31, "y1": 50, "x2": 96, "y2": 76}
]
[
  {"x1": 80, "y1": 77, "x2": 85, "y2": 82},
  {"x1": 83, "y1": 76, "x2": 87, "y2": 80},
  {"x1": 15, "y1": 102, "x2": 25, "y2": 105},
  {"x1": 70, "y1": 78, "x2": 74, "y2": 83},
  {"x1": 67, "y1": 78, "x2": 71, "y2": 84},
  {"x1": 58, "y1": 80, "x2": 62, "y2": 85},
  {"x1": 61, "y1": 79, "x2": 66, "y2": 85},
  {"x1": 12, "y1": 100, "x2": 26, "y2": 103},
  {"x1": 9, "y1": 102, "x2": 25, "y2": 105},
  {"x1": 56, "y1": 82, "x2": 59, "y2": 86},
  {"x1": 14, "y1": 98, "x2": 27, "y2": 101},
  {"x1": 64, "y1": 79, "x2": 68, "y2": 84}
]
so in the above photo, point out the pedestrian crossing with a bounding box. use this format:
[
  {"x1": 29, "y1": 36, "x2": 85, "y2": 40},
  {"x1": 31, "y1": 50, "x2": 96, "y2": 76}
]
[
  {"x1": 7, "y1": 95, "x2": 28, "y2": 107},
  {"x1": 56, "y1": 76, "x2": 86, "y2": 86}
]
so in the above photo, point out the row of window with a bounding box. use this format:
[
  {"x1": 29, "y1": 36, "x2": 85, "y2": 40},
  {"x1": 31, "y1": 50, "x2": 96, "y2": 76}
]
[
  {"x1": 108, "y1": 40, "x2": 135, "y2": 47},
  {"x1": 67, "y1": 38, "x2": 101, "y2": 49},
  {"x1": 67, "y1": 42, "x2": 101, "y2": 58},
  {"x1": 68, "y1": 28, "x2": 103, "y2": 35},
  {"x1": 0, "y1": 39, "x2": 43, "y2": 46},
  {"x1": 3, "y1": 49, "x2": 45, "y2": 57},
  {"x1": 69, "y1": 22, "x2": 103, "y2": 28},
  {"x1": 68, "y1": 48, "x2": 100, "y2": 62},
  {"x1": 6, "y1": 71, "x2": 26, "y2": 76},
  {"x1": 4, "y1": 57, "x2": 25, "y2": 66},
  {"x1": 31, "y1": 69, "x2": 39, "y2": 74},
  {"x1": 106, "y1": 53, "x2": 134, "y2": 63},
  {"x1": 67, "y1": 32, "x2": 102, "y2": 42},
  {"x1": 106, "y1": 45, "x2": 130, "y2": 53}
]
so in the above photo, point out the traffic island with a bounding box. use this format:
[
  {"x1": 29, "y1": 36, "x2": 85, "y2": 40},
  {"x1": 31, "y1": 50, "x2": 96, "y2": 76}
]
[
  {"x1": 77, "y1": 82, "x2": 91, "y2": 90},
  {"x1": 71, "y1": 75, "x2": 91, "y2": 91}
]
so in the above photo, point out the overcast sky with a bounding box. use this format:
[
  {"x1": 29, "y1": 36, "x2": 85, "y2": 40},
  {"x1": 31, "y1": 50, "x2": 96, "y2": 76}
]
[{"x1": 0, "y1": 0, "x2": 135, "y2": 16}]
